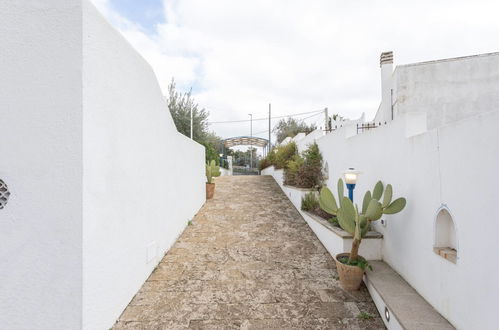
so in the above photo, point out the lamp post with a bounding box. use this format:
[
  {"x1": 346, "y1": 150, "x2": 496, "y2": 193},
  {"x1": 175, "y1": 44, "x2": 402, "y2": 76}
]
[
  {"x1": 344, "y1": 168, "x2": 360, "y2": 201},
  {"x1": 248, "y1": 113, "x2": 253, "y2": 169}
]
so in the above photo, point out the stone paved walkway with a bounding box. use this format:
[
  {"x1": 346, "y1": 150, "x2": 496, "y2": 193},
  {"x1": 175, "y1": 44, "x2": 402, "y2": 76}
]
[{"x1": 114, "y1": 176, "x2": 385, "y2": 329}]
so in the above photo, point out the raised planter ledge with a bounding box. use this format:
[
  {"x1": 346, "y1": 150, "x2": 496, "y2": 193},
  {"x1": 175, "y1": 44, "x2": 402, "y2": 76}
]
[
  {"x1": 302, "y1": 211, "x2": 382, "y2": 239},
  {"x1": 282, "y1": 184, "x2": 316, "y2": 192},
  {"x1": 365, "y1": 261, "x2": 455, "y2": 330},
  {"x1": 300, "y1": 211, "x2": 383, "y2": 260},
  {"x1": 266, "y1": 178, "x2": 384, "y2": 260}
]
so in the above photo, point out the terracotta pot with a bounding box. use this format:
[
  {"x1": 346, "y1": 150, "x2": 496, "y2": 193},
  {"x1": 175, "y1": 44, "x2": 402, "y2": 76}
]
[
  {"x1": 206, "y1": 183, "x2": 215, "y2": 199},
  {"x1": 334, "y1": 253, "x2": 366, "y2": 291}
]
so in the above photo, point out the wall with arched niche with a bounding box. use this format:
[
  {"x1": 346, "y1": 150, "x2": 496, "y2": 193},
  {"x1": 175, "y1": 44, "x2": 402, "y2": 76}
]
[{"x1": 434, "y1": 205, "x2": 458, "y2": 263}]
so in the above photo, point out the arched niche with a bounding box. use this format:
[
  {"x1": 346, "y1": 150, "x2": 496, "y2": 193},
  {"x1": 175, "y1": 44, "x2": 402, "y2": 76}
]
[{"x1": 433, "y1": 206, "x2": 457, "y2": 263}]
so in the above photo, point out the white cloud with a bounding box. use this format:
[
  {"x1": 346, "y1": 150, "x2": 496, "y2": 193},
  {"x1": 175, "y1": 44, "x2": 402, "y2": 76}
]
[{"x1": 90, "y1": 0, "x2": 499, "y2": 139}]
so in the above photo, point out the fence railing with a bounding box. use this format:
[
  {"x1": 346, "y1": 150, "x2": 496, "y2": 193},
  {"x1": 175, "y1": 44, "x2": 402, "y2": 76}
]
[{"x1": 356, "y1": 122, "x2": 387, "y2": 134}]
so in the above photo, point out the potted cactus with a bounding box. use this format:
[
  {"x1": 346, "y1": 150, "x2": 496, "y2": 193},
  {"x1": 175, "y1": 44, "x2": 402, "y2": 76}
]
[
  {"x1": 206, "y1": 160, "x2": 221, "y2": 199},
  {"x1": 319, "y1": 179, "x2": 406, "y2": 290}
]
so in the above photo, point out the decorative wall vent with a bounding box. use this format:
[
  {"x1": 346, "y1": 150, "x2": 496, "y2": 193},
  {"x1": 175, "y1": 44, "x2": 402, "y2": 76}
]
[
  {"x1": 0, "y1": 179, "x2": 10, "y2": 209},
  {"x1": 434, "y1": 206, "x2": 457, "y2": 263}
]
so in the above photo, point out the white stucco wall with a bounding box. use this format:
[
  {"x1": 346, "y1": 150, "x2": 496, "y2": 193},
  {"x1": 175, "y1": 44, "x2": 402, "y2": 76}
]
[
  {"x1": 0, "y1": 1, "x2": 83, "y2": 329},
  {"x1": 313, "y1": 110, "x2": 499, "y2": 329},
  {"x1": 281, "y1": 53, "x2": 499, "y2": 329},
  {"x1": 394, "y1": 52, "x2": 499, "y2": 130},
  {"x1": 295, "y1": 129, "x2": 325, "y2": 153},
  {"x1": 82, "y1": 3, "x2": 205, "y2": 329},
  {"x1": 1, "y1": 1, "x2": 205, "y2": 329}
]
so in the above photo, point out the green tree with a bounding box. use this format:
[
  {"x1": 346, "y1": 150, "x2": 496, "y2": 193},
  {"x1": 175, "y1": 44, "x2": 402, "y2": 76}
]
[
  {"x1": 167, "y1": 79, "x2": 223, "y2": 163},
  {"x1": 273, "y1": 118, "x2": 316, "y2": 143},
  {"x1": 167, "y1": 79, "x2": 209, "y2": 142}
]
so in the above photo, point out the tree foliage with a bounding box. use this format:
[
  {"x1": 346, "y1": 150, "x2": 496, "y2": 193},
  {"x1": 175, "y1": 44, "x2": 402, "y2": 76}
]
[
  {"x1": 167, "y1": 79, "x2": 222, "y2": 163},
  {"x1": 231, "y1": 148, "x2": 258, "y2": 166},
  {"x1": 273, "y1": 118, "x2": 317, "y2": 143},
  {"x1": 167, "y1": 79, "x2": 209, "y2": 142}
]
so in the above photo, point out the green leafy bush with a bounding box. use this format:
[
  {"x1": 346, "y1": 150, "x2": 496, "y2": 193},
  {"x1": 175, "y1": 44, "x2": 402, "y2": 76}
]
[
  {"x1": 260, "y1": 148, "x2": 277, "y2": 171},
  {"x1": 284, "y1": 154, "x2": 304, "y2": 186},
  {"x1": 284, "y1": 142, "x2": 324, "y2": 188},
  {"x1": 301, "y1": 192, "x2": 319, "y2": 211},
  {"x1": 274, "y1": 142, "x2": 297, "y2": 169},
  {"x1": 302, "y1": 142, "x2": 322, "y2": 165},
  {"x1": 259, "y1": 158, "x2": 269, "y2": 171}
]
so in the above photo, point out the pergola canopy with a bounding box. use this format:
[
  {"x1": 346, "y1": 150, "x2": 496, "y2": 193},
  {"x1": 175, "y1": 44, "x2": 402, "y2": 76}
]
[{"x1": 223, "y1": 136, "x2": 269, "y2": 148}]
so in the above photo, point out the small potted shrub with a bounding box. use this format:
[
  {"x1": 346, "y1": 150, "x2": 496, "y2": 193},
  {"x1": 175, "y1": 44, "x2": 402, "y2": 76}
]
[
  {"x1": 206, "y1": 160, "x2": 221, "y2": 199},
  {"x1": 319, "y1": 179, "x2": 406, "y2": 290}
]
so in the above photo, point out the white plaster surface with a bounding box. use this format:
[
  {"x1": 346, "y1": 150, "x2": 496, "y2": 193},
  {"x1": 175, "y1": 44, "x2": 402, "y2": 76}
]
[
  {"x1": 394, "y1": 52, "x2": 499, "y2": 130},
  {"x1": 0, "y1": 1, "x2": 83, "y2": 329},
  {"x1": 1, "y1": 1, "x2": 205, "y2": 329},
  {"x1": 295, "y1": 129, "x2": 325, "y2": 153},
  {"x1": 82, "y1": 3, "x2": 205, "y2": 329}
]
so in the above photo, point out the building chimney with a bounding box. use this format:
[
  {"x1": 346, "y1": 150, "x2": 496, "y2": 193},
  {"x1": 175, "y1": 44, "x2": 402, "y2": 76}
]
[
  {"x1": 379, "y1": 51, "x2": 394, "y2": 122},
  {"x1": 380, "y1": 51, "x2": 393, "y2": 67}
]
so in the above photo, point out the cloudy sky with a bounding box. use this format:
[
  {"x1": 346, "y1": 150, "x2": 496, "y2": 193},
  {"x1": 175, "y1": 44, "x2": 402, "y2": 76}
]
[{"x1": 90, "y1": 0, "x2": 499, "y2": 140}]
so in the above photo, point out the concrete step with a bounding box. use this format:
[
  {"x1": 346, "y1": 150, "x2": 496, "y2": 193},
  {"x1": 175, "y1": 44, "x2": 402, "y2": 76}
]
[{"x1": 365, "y1": 261, "x2": 455, "y2": 330}]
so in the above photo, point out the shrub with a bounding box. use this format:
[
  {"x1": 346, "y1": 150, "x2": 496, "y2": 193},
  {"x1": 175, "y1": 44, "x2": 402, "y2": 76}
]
[
  {"x1": 291, "y1": 142, "x2": 324, "y2": 189},
  {"x1": 302, "y1": 142, "x2": 322, "y2": 166},
  {"x1": 259, "y1": 158, "x2": 270, "y2": 171},
  {"x1": 274, "y1": 142, "x2": 297, "y2": 169},
  {"x1": 301, "y1": 192, "x2": 319, "y2": 211},
  {"x1": 284, "y1": 154, "x2": 304, "y2": 186},
  {"x1": 294, "y1": 162, "x2": 323, "y2": 188}
]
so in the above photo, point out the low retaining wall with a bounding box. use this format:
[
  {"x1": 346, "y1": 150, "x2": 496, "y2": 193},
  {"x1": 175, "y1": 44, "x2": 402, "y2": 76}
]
[
  {"x1": 261, "y1": 166, "x2": 383, "y2": 260},
  {"x1": 302, "y1": 211, "x2": 382, "y2": 260}
]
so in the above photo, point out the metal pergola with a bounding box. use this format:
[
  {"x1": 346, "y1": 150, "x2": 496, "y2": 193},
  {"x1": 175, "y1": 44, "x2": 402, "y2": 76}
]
[
  {"x1": 221, "y1": 136, "x2": 271, "y2": 171},
  {"x1": 223, "y1": 136, "x2": 269, "y2": 149}
]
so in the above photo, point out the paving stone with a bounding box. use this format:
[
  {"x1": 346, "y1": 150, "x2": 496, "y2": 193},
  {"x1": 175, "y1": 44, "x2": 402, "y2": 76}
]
[{"x1": 113, "y1": 176, "x2": 384, "y2": 329}]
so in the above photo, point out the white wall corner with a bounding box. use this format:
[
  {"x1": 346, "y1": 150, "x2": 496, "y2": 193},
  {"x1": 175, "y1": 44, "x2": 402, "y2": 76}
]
[
  {"x1": 404, "y1": 112, "x2": 427, "y2": 138},
  {"x1": 344, "y1": 124, "x2": 358, "y2": 139}
]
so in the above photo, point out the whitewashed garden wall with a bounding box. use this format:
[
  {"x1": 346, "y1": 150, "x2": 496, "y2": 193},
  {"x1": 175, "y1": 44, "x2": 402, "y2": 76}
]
[
  {"x1": 266, "y1": 53, "x2": 499, "y2": 329},
  {"x1": 0, "y1": 1, "x2": 205, "y2": 329}
]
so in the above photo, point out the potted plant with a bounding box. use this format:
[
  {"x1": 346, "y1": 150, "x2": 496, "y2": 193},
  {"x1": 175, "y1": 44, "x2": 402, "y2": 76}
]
[
  {"x1": 319, "y1": 179, "x2": 406, "y2": 290},
  {"x1": 206, "y1": 160, "x2": 221, "y2": 199}
]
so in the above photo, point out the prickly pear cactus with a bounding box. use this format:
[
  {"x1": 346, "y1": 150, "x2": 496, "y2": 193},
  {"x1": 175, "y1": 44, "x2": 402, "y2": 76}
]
[
  {"x1": 319, "y1": 178, "x2": 406, "y2": 241},
  {"x1": 206, "y1": 160, "x2": 221, "y2": 184}
]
